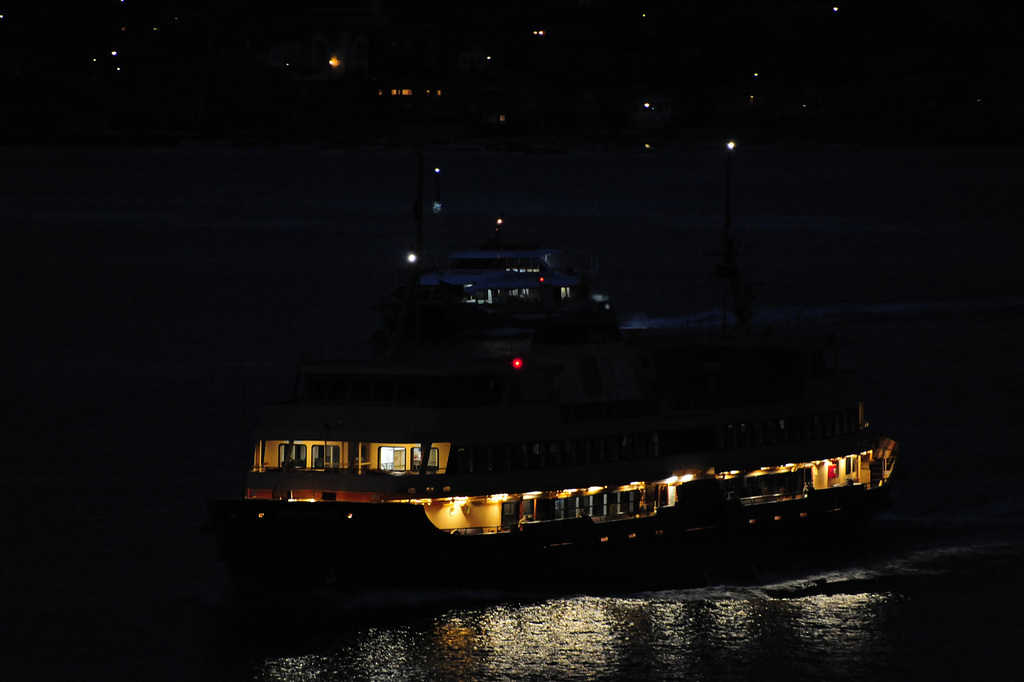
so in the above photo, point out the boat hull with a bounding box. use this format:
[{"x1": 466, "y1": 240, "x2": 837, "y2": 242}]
[{"x1": 205, "y1": 483, "x2": 892, "y2": 594}]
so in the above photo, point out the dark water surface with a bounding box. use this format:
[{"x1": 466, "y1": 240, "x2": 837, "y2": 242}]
[{"x1": 2, "y1": 145, "x2": 1021, "y2": 681}]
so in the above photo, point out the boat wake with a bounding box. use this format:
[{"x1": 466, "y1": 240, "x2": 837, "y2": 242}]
[{"x1": 630, "y1": 535, "x2": 1023, "y2": 605}]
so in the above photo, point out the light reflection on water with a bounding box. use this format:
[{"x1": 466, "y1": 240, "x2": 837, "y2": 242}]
[{"x1": 249, "y1": 589, "x2": 891, "y2": 681}]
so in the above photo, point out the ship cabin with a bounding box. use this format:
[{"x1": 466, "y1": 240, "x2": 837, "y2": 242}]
[
  {"x1": 396, "y1": 246, "x2": 589, "y2": 310},
  {"x1": 243, "y1": 338, "x2": 899, "y2": 536}
]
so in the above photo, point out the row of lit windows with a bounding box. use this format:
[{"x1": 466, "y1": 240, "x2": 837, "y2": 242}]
[
  {"x1": 465, "y1": 288, "x2": 542, "y2": 304},
  {"x1": 273, "y1": 408, "x2": 858, "y2": 474},
  {"x1": 720, "y1": 469, "x2": 806, "y2": 500},
  {"x1": 379, "y1": 446, "x2": 439, "y2": 472},
  {"x1": 500, "y1": 490, "x2": 643, "y2": 526},
  {"x1": 463, "y1": 285, "x2": 575, "y2": 305},
  {"x1": 278, "y1": 443, "x2": 438, "y2": 471},
  {"x1": 279, "y1": 443, "x2": 337, "y2": 469},
  {"x1": 377, "y1": 89, "x2": 443, "y2": 96}
]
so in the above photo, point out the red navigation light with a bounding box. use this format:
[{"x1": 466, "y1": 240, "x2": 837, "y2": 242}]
[
  {"x1": 538, "y1": 276, "x2": 545, "y2": 283},
  {"x1": 511, "y1": 357, "x2": 524, "y2": 370}
]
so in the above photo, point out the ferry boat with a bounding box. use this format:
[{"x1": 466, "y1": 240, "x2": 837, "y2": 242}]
[{"x1": 205, "y1": 153, "x2": 899, "y2": 594}]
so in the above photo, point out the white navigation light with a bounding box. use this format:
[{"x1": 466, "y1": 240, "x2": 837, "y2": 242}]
[
  {"x1": 727, "y1": 141, "x2": 736, "y2": 150},
  {"x1": 407, "y1": 252, "x2": 417, "y2": 264}
]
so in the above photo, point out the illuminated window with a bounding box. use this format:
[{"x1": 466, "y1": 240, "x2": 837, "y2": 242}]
[
  {"x1": 412, "y1": 446, "x2": 439, "y2": 470},
  {"x1": 279, "y1": 443, "x2": 307, "y2": 468},
  {"x1": 312, "y1": 444, "x2": 340, "y2": 468},
  {"x1": 379, "y1": 446, "x2": 406, "y2": 471},
  {"x1": 501, "y1": 501, "x2": 520, "y2": 527}
]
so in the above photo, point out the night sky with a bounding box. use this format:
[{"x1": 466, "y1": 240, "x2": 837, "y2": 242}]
[{"x1": 1, "y1": 1, "x2": 1019, "y2": 145}]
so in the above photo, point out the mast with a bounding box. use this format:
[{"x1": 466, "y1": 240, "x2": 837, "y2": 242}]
[
  {"x1": 386, "y1": 152, "x2": 427, "y2": 361},
  {"x1": 716, "y1": 141, "x2": 752, "y2": 334},
  {"x1": 413, "y1": 150, "x2": 424, "y2": 256}
]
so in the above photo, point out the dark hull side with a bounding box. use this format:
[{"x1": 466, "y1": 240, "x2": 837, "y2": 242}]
[{"x1": 205, "y1": 485, "x2": 892, "y2": 595}]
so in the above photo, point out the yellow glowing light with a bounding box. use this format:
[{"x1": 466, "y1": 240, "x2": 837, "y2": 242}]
[
  {"x1": 681, "y1": 473, "x2": 695, "y2": 482},
  {"x1": 587, "y1": 486, "x2": 603, "y2": 494},
  {"x1": 328, "y1": 56, "x2": 341, "y2": 68}
]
